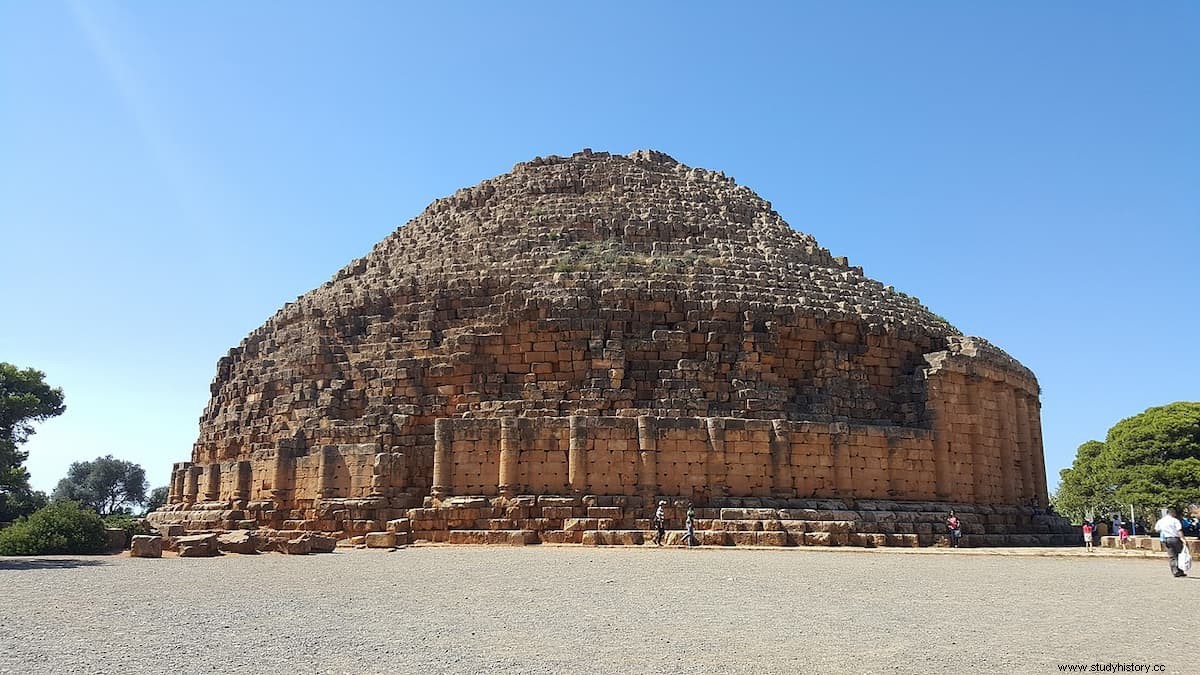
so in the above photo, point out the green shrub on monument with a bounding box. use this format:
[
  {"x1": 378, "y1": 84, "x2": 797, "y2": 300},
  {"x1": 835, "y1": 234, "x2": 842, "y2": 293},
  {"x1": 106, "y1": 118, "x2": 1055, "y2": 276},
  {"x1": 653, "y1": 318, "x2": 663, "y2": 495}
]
[{"x1": 0, "y1": 500, "x2": 108, "y2": 556}]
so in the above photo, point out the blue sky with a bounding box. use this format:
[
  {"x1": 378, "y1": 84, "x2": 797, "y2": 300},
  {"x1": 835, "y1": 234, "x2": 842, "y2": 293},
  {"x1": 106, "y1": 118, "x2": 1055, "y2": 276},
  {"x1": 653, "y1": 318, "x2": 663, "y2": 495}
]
[{"x1": 2, "y1": 2, "x2": 1197, "y2": 495}]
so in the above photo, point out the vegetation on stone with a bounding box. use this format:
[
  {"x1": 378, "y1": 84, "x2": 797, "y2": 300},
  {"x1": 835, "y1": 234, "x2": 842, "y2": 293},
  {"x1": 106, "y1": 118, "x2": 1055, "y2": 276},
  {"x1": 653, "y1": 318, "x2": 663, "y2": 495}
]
[
  {"x1": 1053, "y1": 401, "x2": 1200, "y2": 521},
  {"x1": 0, "y1": 362, "x2": 65, "y2": 522},
  {"x1": 0, "y1": 500, "x2": 107, "y2": 556}
]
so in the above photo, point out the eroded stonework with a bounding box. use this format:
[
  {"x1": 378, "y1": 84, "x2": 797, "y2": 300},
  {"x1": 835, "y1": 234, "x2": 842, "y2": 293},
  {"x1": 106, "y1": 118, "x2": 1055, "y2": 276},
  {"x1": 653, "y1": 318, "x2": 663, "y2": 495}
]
[{"x1": 150, "y1": 149, "x2": 1073, "y2": 546}]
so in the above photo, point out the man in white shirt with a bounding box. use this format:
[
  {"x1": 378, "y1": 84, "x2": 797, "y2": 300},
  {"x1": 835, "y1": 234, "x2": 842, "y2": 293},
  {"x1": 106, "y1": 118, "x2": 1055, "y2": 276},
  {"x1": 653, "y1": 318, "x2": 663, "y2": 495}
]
[{"x1": 1153, "y1": 508, "x2": 1188, "y2": 578}]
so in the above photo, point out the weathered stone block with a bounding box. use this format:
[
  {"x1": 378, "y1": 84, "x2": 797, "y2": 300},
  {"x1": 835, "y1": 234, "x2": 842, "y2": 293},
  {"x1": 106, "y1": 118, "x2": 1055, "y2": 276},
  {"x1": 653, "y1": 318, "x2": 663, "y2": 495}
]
[
  {"x1": 283, "y1": 537, "x2": 312, "y2": 554},
  {"x1": 216, "y1": 530, "x2": 259, "y2": 554},
  {"x1": 365, "y1": 531, "x2": 396, "y2": 548},
  {"x1": 177, "y1": 533, "x2": 219, "y2": 557},
  {"x1": 129, "y1": 535, "x2": 163, "y2": 558},
  {"x1": 755, "y1": 531, "x2": 788, "y2": 547}
]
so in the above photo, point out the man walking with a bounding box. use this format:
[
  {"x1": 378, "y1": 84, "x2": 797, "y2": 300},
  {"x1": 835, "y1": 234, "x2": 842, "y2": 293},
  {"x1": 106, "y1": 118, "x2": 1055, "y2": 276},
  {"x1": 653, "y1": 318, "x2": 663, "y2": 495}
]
[
  {"x1": 1153, "y1": 508, "x2": 1188, "y2": 578},
  {"x1": 653, "y1": 500, "x2": 667, "y2": 546}
]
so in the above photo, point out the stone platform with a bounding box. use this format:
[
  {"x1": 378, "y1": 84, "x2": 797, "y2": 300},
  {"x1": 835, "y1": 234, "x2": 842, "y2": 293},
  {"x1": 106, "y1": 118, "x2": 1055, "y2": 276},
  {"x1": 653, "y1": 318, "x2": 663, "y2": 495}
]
[{"x1": 149, "y1": 495, "x2": 1075, "y2": 548}]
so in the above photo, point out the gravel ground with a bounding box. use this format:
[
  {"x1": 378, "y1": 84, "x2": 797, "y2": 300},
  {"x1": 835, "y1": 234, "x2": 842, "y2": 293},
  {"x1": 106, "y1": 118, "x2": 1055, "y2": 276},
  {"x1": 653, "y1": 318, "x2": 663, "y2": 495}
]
[{"x1": 0, "y1": 546, "x2": 1194, "y2": 674}]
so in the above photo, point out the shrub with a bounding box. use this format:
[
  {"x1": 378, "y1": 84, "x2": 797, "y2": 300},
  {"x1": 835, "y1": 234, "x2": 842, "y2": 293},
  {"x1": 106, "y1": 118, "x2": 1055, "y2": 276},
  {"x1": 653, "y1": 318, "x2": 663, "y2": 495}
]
[
  {"x1": 0, "y1": 501, "x2": 108, "y2": 556},
  {"x1": 103, "y1": 514, "x2": 153, "y2": 541}
]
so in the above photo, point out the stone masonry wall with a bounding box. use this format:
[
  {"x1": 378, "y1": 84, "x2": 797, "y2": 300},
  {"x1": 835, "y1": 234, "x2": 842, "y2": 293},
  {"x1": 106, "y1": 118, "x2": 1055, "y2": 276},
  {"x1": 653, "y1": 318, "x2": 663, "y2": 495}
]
[{"x1": 151, "y1": 151, "x2": 1065, "y2": 546}]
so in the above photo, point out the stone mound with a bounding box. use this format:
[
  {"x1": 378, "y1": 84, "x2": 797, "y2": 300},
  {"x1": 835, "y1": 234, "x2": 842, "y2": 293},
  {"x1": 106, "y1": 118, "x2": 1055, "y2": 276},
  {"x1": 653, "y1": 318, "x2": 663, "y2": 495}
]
[{"x1": 152, "y1": 149, "x2": 1065, "y2": 548}]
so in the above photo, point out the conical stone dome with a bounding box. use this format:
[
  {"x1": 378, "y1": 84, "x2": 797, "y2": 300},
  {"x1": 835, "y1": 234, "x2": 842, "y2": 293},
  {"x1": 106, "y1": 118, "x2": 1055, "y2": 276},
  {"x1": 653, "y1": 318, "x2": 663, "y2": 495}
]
[
  {"x1": 204, "y1": 149, "x2": 963, "y2": 435},
  {"x1": 156, "y1": 149, "x2": 1062, "y2": 547}
]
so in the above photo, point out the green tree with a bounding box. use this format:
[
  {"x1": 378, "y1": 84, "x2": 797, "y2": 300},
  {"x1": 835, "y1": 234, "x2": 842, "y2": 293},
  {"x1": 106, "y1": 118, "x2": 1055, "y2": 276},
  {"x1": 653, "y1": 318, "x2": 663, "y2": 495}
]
[
  {"x1": 1054, "y1": 402, "x2": 1200, "y2": 522},
  {"x1": 1052, "y1": 440, "x2": 1118, "y2": 521},
  {"x1": 52, "y1": 455, "x2": 148, "y2": 515},
  {"x1": 0, "y1": 363, "x2": 66, "y2": 522},
  {"x1": 145, "y1": 485, "x2": 169, "y2": 513}
]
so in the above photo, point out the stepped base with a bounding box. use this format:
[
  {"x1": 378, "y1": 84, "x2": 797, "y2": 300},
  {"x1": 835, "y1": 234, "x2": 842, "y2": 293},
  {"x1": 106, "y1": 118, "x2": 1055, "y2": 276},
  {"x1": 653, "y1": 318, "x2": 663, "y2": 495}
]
[{"x1": 149, "y1": 495, "x2": 1075, "y2": 549}]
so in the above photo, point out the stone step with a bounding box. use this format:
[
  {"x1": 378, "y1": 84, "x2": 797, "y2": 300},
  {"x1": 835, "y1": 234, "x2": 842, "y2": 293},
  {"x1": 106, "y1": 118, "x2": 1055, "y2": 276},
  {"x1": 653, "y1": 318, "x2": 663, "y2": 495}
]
[{"x1": 446, "y1": 530, "x2": 538, "y2": 546}]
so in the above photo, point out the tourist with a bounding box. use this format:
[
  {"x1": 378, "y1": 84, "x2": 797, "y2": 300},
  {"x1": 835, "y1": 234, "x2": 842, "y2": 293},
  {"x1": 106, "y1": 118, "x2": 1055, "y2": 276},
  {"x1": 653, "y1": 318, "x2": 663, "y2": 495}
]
[
  {"x1": 946, "y1": 510, "x2": 962, "y2": 548},
  {"x1": 1082, "y1": 521, "x2": 1094, "y2": 552},
  {"x1": 1152, "y1": 508, "x2": 1188, "y2": 578},
  {"x1": 681, "y1": 504, "x2": 698, "y2": 547},
  {"x1": 1118, "y1": 524, "x2": 1130, "y2": 550},
  {"x1": 653, "y1": 500, "x2": 667, "y2": 546}
]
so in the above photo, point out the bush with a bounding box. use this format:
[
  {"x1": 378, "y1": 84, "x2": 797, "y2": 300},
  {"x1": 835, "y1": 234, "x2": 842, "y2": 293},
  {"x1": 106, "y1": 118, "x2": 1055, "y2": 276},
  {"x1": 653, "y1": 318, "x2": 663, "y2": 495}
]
[
  {"x1": 0, "y1": 501, "x2": 108, "y2": 556},
  {"x1": 103, "y1": 514, "x2": 153, "y2": 541}
]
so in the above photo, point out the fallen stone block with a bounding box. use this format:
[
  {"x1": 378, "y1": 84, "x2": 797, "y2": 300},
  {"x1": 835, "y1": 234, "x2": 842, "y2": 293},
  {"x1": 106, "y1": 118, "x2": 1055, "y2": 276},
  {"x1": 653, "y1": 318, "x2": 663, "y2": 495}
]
[
  {"x1": 177, "y1": 533, "x2": 220, "y2": 557},
  {"x1": 308, "y1": 534, "x2": 338, "y2": 553},
  {"x1": 216, "y1": 530, "x2": 259, "y2": 554},
  {"x1": 129, "y1": 535, "x2": 163, "y2": 558},
  {"x1": 283, "y1": 537, "x2": 312, "y2": 555},
  {"x1": 365, "y1": 531, "x2": 397, "y2": 548}
]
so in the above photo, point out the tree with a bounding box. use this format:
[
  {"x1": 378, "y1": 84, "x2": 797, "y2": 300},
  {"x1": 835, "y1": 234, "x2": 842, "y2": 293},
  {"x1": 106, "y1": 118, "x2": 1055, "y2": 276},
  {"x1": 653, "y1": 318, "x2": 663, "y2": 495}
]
[
  {"x1": 145, "y1": 485, "x2": 169, "y2": 513},
  {"x1": 1054, "y1": 402, "x2": 1200, "y2": 523},
  {"x1": 52, "y1": 455, "x2": 148, "y2": 515},
  {"x1": 1052, "y1": 440, "x2": 1118, "y2": 521},
  {"x1": 0, "y1": 363, "x2": 66, "y2": 522}
]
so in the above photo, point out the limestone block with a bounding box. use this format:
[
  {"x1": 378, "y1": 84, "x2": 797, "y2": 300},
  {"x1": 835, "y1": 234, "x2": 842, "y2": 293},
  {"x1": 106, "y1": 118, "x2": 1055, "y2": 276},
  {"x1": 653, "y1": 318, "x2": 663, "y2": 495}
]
[
  {"x1": 308, "y1": 534, "x2": 338, "y2": 553},
  {"x1": 564, "y1": 518, "x2": 598, "y2": 532},
  {"x1": 887, "y1": 533, "x2": 920, "y2": 547},
  {"x1": 804, "y1": 532, "x2": 831, "y2": 546},
  {"x1": 539, "y1": 530, "x2": 581, "y2": 544},
  {"x1": 365, "y1": 531, "x2": 397, "y2": 548},
  {"x1": 129, "y1": 535, "x2": 163, "y2": 558},
  {"x1": 216, "y1": 530, "x2": 259, "y2": 554},
  {"x1": 730, "y1": 531, "x2": 757, "y2": 546},
  {"x1": 177, "y1": 533, "x2": 220, "y2": 557},
  {"x1": 283, "y1": 537, "x2": 312, "y2": 554},
  {"x1": 755, "y1": 531, "x2": 788, "y2": 547},
  {"x1": 387, "y1": 518, "x2": 412, "y2": 533}
]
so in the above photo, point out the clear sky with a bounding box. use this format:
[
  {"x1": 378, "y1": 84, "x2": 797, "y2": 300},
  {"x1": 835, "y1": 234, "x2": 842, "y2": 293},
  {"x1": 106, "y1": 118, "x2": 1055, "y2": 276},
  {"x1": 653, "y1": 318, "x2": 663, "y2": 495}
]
[{"x1": 2, "y1": 2, "x2": 1197, "y2": 496}]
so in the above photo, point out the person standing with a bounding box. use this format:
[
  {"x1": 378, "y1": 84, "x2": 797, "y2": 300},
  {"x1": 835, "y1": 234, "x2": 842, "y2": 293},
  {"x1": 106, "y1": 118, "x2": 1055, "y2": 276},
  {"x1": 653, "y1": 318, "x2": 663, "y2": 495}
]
[
  {"x1": 1082, "y1": 521, "x2": 1094, "y2": 552},
  {"x1": 1118, "y1": 524, "x2": 1130, "y2": 550},
  {"x1": 1153, "y1": 508, "x2": 1188, "y2": 577},
  {"x1": 946, "y1": 510, "x2": 962, "y2": 548},
  {"x1": 653, "y1": 500, "x2": 667, "y2": 547},
  {"x1": 681, "y1": 504, "x2": 698, "y2": 547}
]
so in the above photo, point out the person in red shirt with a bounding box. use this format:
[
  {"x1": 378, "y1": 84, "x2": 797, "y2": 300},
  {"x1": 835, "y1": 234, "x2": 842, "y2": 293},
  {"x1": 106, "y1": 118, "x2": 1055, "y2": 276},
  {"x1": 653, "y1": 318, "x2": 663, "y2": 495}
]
[
  {"x1": 1082, "y1": 521, "x2": 1094, "y2": 551},
  {"x1": 946, "y1": 511, "x2": 962, "y2": 548}
]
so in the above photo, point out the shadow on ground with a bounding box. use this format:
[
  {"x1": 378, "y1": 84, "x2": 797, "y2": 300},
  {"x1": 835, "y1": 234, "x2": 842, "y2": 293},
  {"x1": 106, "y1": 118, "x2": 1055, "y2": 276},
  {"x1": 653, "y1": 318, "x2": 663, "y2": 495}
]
[{"x1": 0, "y1": 557, "x2": 109, "y2": 571}]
